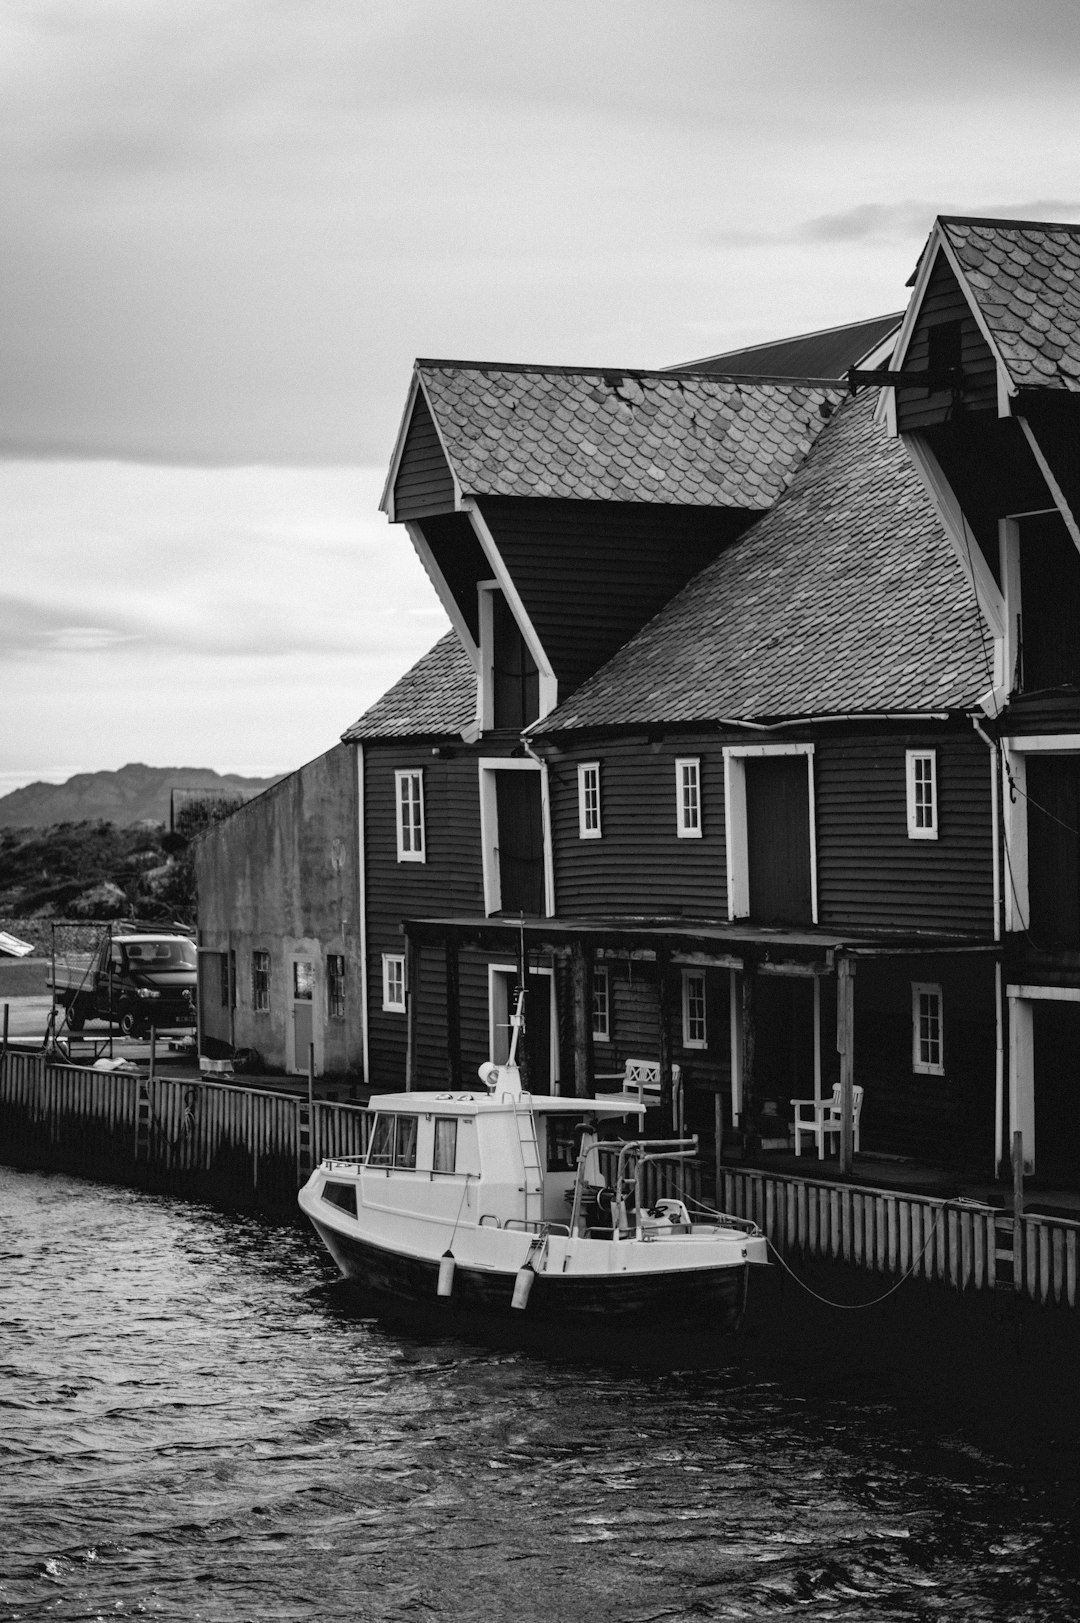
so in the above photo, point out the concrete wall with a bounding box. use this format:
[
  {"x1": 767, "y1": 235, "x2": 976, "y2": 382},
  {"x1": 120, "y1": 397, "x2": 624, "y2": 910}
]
[{"x1": 194, "y1": 743, "x2": 362, "y2": 1078}]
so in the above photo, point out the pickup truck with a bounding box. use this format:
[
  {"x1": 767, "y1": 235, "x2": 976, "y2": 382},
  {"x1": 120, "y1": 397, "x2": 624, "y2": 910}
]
[{"x1": 50, "y1": 927, "x2": 197, "y2": 1038}]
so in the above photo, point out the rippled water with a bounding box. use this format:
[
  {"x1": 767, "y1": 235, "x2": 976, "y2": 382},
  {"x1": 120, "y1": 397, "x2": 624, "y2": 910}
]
[{"x1": 2, "y1": 1166, "x2": 1079, "y2": 1622}]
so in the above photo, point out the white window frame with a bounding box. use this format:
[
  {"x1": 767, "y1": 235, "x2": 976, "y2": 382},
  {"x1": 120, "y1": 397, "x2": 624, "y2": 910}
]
[
  {"x1": 682, "y1": 969, "x2": 707, "y2": 1050},
  {"x1": 676, "y1": 757, "x2": 702, "y2": 838},
  {"x1": 592, "y1": 964, "x2": 610, "y2": 1042},
  {"x1": 478, "y1": 758, "x2": 554, "y2": 917},
  {"x1": 722, "y1": 743, "x2": 818, "y2": 923},
  {"x1": 382, "y1": 953, "x2": 406, "y2": 1013},
  {"x1": 906, "y1": 749, "x2": 938, "y2": 840},
  {"x1": 578, "y1": 761, "x2": 602, "y2": 839},
  {"x1": 912, "y1": 982, "x2": 944, "y2": 1075},
  {"x1": 487, "y1": 961, "x2": 558, "y2": 1083},
  {"x1": 394, "y1": 769, "x2": 425, "y2": 863}
]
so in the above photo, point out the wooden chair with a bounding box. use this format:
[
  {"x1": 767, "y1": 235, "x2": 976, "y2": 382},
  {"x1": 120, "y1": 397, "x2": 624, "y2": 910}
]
[
  {"x1": 595, "y1": 1058, "x2": 683, "y2": 1119},
  {"x1": 791, "y1": 1083, "x2": 863, "y2": 1158}
]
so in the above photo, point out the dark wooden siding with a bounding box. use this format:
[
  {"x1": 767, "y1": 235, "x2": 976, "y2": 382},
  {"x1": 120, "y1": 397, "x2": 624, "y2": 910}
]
[
  {"x1": 412, "y1": 512, "x2": 489, "y2": 643},
  {"x1": 479, "y1": 498, "x2": 751, "y2": 695},
  {"x1": 921, "y1": 415, "x2": 1051, "y2": 580},
  {"x1": 393, "y1": 390, "x2": 456, "y2": 518},
  {"x1": 815, "y1": 730, "x2": 994, "y2": 935},
  {"x1": 549, "y1": 734, "x2": 728, "y2": 918},
  {"x1": 896, "y1": 248, "x2": 999, "y2": 432},
  {"x1": 854, "y1": 955, "x2": 996, "y2": 1168},
  {"x1": 998, "y1": 691, "x2": 1080, "y2": 734},
  {"x1": 364, "y1": 741, "x2": 485, "y2": 1088}
]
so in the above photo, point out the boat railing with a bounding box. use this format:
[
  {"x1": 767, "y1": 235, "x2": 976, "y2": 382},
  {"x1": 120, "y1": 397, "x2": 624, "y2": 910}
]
[{"x1": 502, "y1": 1219, "x2": 571, "y2": 1237}]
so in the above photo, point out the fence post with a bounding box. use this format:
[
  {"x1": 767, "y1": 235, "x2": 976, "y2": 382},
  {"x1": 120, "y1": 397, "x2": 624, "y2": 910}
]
[{"x1": 1012, "y1": 1129, "x2": 1025, "y2": 1294}]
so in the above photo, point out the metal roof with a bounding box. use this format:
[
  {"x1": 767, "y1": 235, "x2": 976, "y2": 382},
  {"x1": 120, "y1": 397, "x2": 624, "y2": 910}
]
[{"x1": 672, "y1": 313, "x2": 903, "y2": 381}]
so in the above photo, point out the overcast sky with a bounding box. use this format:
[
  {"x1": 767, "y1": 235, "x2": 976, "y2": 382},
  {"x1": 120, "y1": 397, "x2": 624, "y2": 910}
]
[{"x1": 4, "y1": 0, "x2": 1080, "y2": 793}]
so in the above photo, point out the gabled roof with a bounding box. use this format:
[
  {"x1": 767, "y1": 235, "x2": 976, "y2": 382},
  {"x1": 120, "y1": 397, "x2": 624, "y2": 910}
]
[
  {"x1": 673, "y1": 313, "x2": 903, "y2": 382},
  {"x1": 389, "y1": 362, "x2": 843, "y2": 511},
  {"x1": 530, "y1": 390, "x2": 991, "y2": 734},
  {"x1": 341, "y1": 632, "x2": 475, "y2": 742}
]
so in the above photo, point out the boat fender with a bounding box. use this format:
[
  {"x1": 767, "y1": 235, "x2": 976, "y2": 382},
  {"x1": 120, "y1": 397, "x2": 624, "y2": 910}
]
[
  {"x1": 511, "y1": 1264, "x2": 535, "y2": 1311},
  {"x1": 437, "y1": 1251, "x2": 456, "y2": 1298}
]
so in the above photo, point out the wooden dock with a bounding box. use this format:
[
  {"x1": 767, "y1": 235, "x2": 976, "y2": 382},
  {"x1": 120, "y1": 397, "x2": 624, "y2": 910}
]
[{"x1": 2, "y1": 1048, "x2": 1079, "y2": 1309}]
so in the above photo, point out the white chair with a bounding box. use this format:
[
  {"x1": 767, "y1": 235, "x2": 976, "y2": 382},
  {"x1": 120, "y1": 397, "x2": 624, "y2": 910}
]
[
  {"x1": 595, "y1": 1058, "x2": 683, "y2": 1119},
  {"x1": 791, "y1": 1083, "x2": 863, "y2": 1158}
]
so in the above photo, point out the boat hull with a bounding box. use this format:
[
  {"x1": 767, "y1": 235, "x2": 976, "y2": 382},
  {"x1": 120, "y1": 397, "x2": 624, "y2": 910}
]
[{"x1": 309, "y1": 1217, "x2": 750, "y2": 1332}]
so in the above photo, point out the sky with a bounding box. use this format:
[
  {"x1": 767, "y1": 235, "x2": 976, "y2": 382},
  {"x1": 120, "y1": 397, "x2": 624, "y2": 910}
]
[{"x1": 4, "y1": 0, "x2": 1080, "y2": 794}]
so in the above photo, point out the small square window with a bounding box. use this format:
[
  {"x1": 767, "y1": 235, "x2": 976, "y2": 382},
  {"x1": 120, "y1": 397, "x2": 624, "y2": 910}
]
[
  {"x1": 252, "y1": 950, "x2": 270, "y2": 1013},
  {"x1": 327, "y1": 954, "x2": 345, "y2": 1020},
  {"x1": 682, "y1": 970, "x2": 707, "y2": 1049},
  {"x1": 382, "y1": 953, "x2": 406, "y2": 1013},
  {"x1": 395, "y1": 769, "x2": 426, "y2": 862},
  {"x1": 394, "y1": 1114, "x2": 418, "y2": 1169},
  {"x1": 906, "y1": 750, "x2": 938, "y2": 839},
  {"x1": 912, "y1": 982, "x2": 944, "y2": 1075},
  {"x1": 592, "y1": 965, "x2": 610, "y2": 1042},
  {"x1": 676, "y1": 758, "x2": 702, "y2": 838},
  {"x1": 578, "y1": 762, "x2": 601, "y2": 838}
]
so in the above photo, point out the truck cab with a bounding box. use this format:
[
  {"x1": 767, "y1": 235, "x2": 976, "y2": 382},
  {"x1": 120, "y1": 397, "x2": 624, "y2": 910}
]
[{"x1": 59, "y1": 927, "x2": 197, "y2": 1036}]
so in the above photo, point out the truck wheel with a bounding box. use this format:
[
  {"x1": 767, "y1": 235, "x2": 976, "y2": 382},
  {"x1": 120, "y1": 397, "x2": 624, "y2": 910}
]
[
  {"x1": 118, "y1": 1008, "x2": 139, "y2": 1039},
  {"x1": 66, "y1": 1001, "x2": 85, "y2": 1032}
]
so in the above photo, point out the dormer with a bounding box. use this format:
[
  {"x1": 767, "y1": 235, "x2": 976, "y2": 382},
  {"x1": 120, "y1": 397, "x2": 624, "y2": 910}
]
[
  {"x1": 872, "y1": 216, "x2": 1080, "y2": 712},
  {"x1": 381, "y1": 360, "x2": 844, "y2": 737}
]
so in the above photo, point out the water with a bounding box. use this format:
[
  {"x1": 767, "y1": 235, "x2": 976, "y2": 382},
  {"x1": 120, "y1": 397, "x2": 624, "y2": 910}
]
[{"x1": 2, "y1": 1166, "x2": 1079, "y2": 1623}]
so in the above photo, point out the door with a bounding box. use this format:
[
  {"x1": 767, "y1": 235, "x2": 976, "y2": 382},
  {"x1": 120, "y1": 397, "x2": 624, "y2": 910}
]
[
  {"x1": 1033, "y1": 1000, "x2": 1080, "y2": 1187},
  {"x1": 491, "y1": 966, "x2": 554, "y2": 1090},
  {"x1": 1019, "y1": 513, "x2": 1080, "y2": 692},
  {"x1": 753, "y1": 976, "x2": 816, "y2": 1127},
  {"x1": 1027, "y1": 755, "x2": 1080, "y2": 948},
  {"x1": 495, "y1": 771, "x2": 545, "y2": 915},
  {"x1": 745, "y1": 756, "x2": 813, "y2": 925},
  {"x1": 291, "y1": 957, "x2": 316, "y2": 1074}
]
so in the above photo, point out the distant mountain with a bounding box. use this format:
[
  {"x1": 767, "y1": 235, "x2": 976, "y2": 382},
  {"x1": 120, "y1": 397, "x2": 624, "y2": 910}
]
[{"x1": 0, "y1": 763, "x2": 283, "y2": 829}]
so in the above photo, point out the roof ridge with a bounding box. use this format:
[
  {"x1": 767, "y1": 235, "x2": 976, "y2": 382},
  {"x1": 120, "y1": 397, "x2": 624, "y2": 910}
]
[
  {"x1": 940, "y1": 214, "x2": 1080, "y2": 234},
  {"x1": 414, "y1": 357, "x2": 839, "y2": 387}
]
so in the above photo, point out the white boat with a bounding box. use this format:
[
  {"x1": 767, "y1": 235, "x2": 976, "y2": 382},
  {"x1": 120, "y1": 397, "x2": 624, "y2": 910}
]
[{"x1": 299, "y1": 1006, "x2": 768, "y2": 1331}]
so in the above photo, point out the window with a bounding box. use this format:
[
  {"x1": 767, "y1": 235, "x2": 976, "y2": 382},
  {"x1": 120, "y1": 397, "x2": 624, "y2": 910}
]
[
  {"x1": 913, "y1": 983, "x2": 944, "y2": 1075},
  {"x1": 382, "y1": 954, "x2": 406, "y2": 1013},
  {"x1": 906, "y1": 750, "x2": 938, "y2": 839},
  {"x1": 676, "y1": 758, "x2": 702, "y2": 838},
  {"x1": 368, "y1": 1114, "x2": 394, "y2": 1165},
  {"x1": 578, "y1": 762, "x2": 601, "y2": 838},
  {"x1": 395, "y1": 769, "x2": 425, "y2": 862},
  {"x1": 252, "y1": 950, "x2": 270, "y2": 1013},
  {"x1": 366, "y1": 1113, "x2": 419, "y2": 1169},
  {"x1": 592, "y1": 965, "x2": 610, "y2": 1042},
  {"x1": 321, "y1": 1180, "x2": 357, "y2": 1217},
  {"x1": 433, "y1": 1117, "x2": 458, "y2": 1173},
  {"x1": 327, "y1": 954, "x2": 345, "y2": 1020},
  {"x1": 682, "y1": 970, "x2": 707, "y2": 1049},
  {"x1": 394, "y1": 1115, "x2": 418, "y2": 1169}
]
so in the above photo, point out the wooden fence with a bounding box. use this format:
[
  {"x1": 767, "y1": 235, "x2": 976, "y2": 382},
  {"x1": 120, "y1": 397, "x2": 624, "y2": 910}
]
[
  {"x1": 0, "y1": 1049, "x2": 369, "y2": 1215},
  {"x1": 716, "y1": 1166, "x2": 1080, "y2": 1308}
]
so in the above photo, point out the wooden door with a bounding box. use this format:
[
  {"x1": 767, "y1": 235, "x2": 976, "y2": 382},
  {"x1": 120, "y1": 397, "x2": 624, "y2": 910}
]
[
  {"x1": 1027, "y1": 755, "x2": 1080, "y2": 948},
  {"x1": 1019, "y1": 513, "x2": 1080, "y2": 692},
  {"x1": 492, "y1": 967, "x2": 554, "y2": 1089},
  {"x1": 1033, "y1": 1000, "x2": 1080, "y2": 1186},
  {"x1": 291, "y1": 957, "x2": 316, "y2": 1074},
  {"x1": 492, "y1": 592, "x2": 540, "y2": 729},
  {"x1": 495, "y1": 771, "x2": 545, "y2": 915},
  {"x1": 745, "y1": 757, "x2": 813, "y2": 925}
]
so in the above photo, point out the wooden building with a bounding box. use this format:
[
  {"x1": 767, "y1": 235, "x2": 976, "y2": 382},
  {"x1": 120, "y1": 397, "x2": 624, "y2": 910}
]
[{"x1": 879, "y1": 214, "x2": 1080, "y2": 1185}]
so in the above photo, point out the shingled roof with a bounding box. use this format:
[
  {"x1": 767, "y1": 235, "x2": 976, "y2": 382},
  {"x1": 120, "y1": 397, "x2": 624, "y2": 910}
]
[
  {"x1": 412, "y1": 362, "x2": 843, "y2": 509},
  {"x1": 531, "y1": 390, "x2": 992, "y2": 735},
  {"x1": 342, "y1": 632, "x2": 475, "y2": 742},
  {"x1": 939, "y1": 216, "x2": 1080, "y2": 392},
  {"x1": 673, "y1": 312, "x2": 902, "y2": 382}
]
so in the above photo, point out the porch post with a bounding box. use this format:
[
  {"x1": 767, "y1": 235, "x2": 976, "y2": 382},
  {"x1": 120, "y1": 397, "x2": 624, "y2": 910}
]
[
  {"x1": 838, "y1": 954, "x2": 856, "y2": 1172},
  {"x1": 444, "y1": 929, "x2": 461, "y2": 1091},
  {"x1": 656, "y1": 943, "x2": 676, "y2": 1130},
  {"x1": 404, "y1": 933, "x2": 420, "y2": 1092},
  {"x1": 741, "y1": 953, "x2": 759, "y2": 1154},
  {"x1": 570, "y1": 937, "x2": 594, "y2": 1098}
]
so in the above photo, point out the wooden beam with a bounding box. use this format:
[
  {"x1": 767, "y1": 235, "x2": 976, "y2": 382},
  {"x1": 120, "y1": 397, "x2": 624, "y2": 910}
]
[
  {"x1": 741, "y1": 958, "x2": 758, "y2": 1154},
  {"x1": 656, "y1": 944, "x2": 676, "y2": 1130},
  {"x1": 404, "y1": 936, "x2": 420, "y2": 1092},
  {"x1": 444, "y1": 930, "x2": 461, "y2": 1090},
  {"x1": 570, "y1": 938, "x2": 593, "y2": 1098},
  {"x1": 838, "y1": 956, "x2": 856, "y2": 1173}
]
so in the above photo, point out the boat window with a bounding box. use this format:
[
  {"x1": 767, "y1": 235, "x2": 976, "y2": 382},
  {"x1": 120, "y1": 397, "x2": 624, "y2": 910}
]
[
  {"x1": 368, "y1": 1114, "x2": 393, "y2": 1166},
  {"x1": 321, "y1": 1180, "x2": 357, "y2": 1217},
  {"x1": 546, "y1": 1117, "x2": 582, "y2": 1172},
  {"x1": 433, "y1": 1117, "x2": 458, "y2": 1173},
  {"x1": 394, "y1": 1114, "x2": 418, "y2": 1170}
]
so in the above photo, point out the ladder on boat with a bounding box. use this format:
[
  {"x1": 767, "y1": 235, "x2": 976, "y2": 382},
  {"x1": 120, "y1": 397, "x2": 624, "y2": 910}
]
[{"x1": 515, "y1": 1109, "x2": 544, "y2": 1228}]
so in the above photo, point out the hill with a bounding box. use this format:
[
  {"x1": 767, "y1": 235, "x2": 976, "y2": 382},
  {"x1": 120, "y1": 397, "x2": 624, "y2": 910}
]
[{"x1": 0, "y1": 763, "x2": 281, "y2": 829}]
